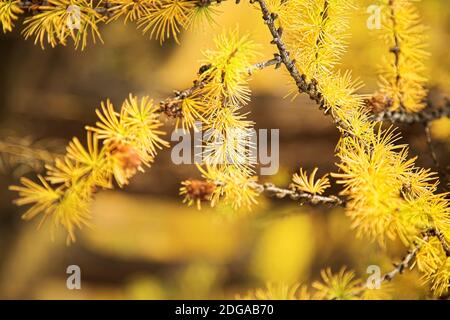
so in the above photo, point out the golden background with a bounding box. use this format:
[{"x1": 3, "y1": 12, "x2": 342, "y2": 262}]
[{"x1": 0, "y1": 0, "x2": 449, "y2": 299}]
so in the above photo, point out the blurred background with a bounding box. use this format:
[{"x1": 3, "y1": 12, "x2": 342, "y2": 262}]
[{"x1": 0, "y1": 0, "x2": 449, "y2": 299}]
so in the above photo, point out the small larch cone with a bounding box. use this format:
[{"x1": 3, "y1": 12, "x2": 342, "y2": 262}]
[
  {"x1": 365, "y1": 93, "x2": 393, "y2": 114},
  {"x1": 110, "y1": 143, "x2": 142, "y2": 187},
  {"x1": 180, "y1": 179, "x2": 216, "y2": 209}
]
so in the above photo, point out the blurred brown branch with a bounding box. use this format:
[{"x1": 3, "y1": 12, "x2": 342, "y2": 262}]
[{"x1": 371, "y1": 99, "x2": 450, "y2": 124}]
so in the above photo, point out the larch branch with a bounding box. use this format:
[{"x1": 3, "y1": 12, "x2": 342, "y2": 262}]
[
  {"x1": 251, "y1": 182, "x2": 345, "y2": 206},
  {"x1": 371, "y1": 99, "x2": 450, "y2": 124},
  {"x1": 252, "y1": 0, "x2": 349, "y2": 133}
]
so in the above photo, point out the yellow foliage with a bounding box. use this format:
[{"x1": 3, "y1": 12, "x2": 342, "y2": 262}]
[
  {"x1": 238, "y1": 283, "x2": 311, "y2": 300},
  {"x1": 22, "y1": 0, "x2": 105, "y2": 50},
  {"x1": 416, "y1": 236, "x2": 450, "y2": 296},
  {"x1": 377, "y1": 0, "x2": 429, "y2": 112},
  {"x1": 10, "y1": 95, "x2": 167, "y2": 243},
  {"x1": 4, "y1": 0, "x2": 450, "y2": 299},
  {"x1": 240, "y1": 267, "x2": 393, "y2": 300},
  {"x1": 0, "y1": 0, "x2": 22, "y2": 33},
  {"x1": 291, "y1": 167, "x2": 330, "y2": 195},
  {"x1": 312, "y1": 267, "x2": 362, "y2": 300}
]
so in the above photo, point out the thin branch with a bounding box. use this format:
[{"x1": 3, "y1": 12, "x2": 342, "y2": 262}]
[
  {"x1": 252, "y1": 0, "x2": 349, "y2": 133},
  {"x1": 380, "y1": 246, "x2": 419, "y2": 283},
  {"x1": 248, "y1": 55, "x2": 282, "y2": 75},
  {"x1": 370, "y1": 99, "x2": 450, "y2": 124},
  {"x1": 182, "y1": 179, "x2": 345, "y2": 208},
  {"x1": 424, "y1": 228, "x2": 450, "y2": 257},
  {"x1": 159, "y1": 56, "x2": 284, "y2": 118},
  {"x1": 387, "y1": 0, "x2": 404, "y2": 108},
  {"x1": 0, "y1": 139, "x2": 61, "y2": 162},
  {"x1": 251, "y1": 182, "x2": 345, "y2": 206},
  {"x1": 379, "y1": 227, "x2": 450, "y2": 284},
  {"x1": 158, "y1": 79, "x2": 205, "y2": 118},
  {"x1": 254, "y1": 0, "x2": 450, "y2": 130}
]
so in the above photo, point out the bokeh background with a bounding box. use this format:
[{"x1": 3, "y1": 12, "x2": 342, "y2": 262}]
[{"x1": 0, "y1": 0, "x2": 449, "y2": 299}]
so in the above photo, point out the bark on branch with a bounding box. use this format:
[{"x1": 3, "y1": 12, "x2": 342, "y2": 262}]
[{"x1": 251, "y1": 182, "x2": 345, "y2": 206}]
